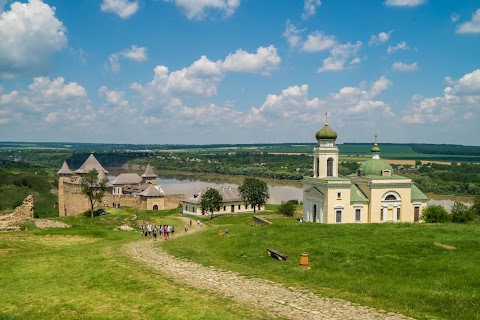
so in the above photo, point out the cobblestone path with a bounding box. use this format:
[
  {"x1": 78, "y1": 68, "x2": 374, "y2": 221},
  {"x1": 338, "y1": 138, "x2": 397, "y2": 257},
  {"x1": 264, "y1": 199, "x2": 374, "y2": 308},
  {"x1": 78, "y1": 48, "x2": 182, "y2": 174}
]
[{"x1": 125, "y1": 220, "x2": 414, "y2": 320}]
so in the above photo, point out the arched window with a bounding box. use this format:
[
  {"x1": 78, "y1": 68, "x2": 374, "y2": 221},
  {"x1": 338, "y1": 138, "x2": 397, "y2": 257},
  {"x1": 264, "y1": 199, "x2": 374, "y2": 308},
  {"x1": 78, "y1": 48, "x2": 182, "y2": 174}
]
[
  {"x1": 327, "y1": 158, "x2": 334, "y2": 176},
  {"x1": 385, "y1": 194, "x2": 397, "y2": 201}
]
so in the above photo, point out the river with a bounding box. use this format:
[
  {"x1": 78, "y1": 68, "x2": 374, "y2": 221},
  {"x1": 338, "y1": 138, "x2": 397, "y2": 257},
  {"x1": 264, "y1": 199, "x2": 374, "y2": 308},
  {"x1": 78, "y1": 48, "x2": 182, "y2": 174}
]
[{"x1": 107, "y1": 169, "x2": 472, "y2": 209}]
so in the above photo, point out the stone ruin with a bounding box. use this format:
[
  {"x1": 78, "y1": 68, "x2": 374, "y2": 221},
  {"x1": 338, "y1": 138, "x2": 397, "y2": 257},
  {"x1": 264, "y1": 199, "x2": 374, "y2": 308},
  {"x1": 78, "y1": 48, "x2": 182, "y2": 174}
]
[{"x1": 0, "y1": 195, "x2": 34, "y2": 231}]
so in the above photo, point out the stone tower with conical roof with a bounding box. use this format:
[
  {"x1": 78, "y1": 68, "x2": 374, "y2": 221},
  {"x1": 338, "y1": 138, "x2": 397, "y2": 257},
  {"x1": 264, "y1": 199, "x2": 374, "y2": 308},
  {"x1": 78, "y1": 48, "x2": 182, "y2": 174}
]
[
  {"x1": 141, "y1": 164, "x2": 158, "y2": 185},
  {"x1": 313, "y1": 113, "x2": 339, "y2": 178},
  {"x1": 57, "y1": 161, "x2": 73, "y2": 216}
]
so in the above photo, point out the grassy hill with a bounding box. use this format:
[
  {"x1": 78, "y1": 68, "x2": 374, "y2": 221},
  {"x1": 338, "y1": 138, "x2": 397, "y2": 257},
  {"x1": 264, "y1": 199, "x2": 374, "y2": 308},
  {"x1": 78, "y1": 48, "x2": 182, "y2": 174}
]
[
  {"x1": 163, "y1": 209, "x2": 480, "y2": 320},
  {"x1": 0, "y1": 160, "x2": 57, "y2": 217}
]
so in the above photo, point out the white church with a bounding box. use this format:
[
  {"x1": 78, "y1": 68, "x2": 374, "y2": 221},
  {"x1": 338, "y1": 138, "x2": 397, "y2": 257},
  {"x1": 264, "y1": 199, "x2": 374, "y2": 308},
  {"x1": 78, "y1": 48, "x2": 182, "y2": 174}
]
[{"x1": 302, "y1": 119, "x2": 428, "y2": 224}]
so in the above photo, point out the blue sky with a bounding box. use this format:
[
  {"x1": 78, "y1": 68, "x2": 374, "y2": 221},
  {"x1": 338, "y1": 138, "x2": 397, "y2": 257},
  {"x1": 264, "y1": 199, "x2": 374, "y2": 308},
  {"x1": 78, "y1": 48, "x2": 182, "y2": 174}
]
[{"x1": 0, "y1": 0, "x2": 479, "y2": 145}]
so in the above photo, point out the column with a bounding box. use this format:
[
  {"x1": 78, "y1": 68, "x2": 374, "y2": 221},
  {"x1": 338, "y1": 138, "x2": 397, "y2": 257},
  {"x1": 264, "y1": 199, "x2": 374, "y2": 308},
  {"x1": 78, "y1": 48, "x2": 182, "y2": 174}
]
[
  {"x1": 393, "y1": 205, "x2": 398, "y2": 223},
  {"x1": 313, "y1": 157, "x2": 318, "y2": 178},
  {"x1": 383, "y1": 206, "x2": 388, "y2": 223}
]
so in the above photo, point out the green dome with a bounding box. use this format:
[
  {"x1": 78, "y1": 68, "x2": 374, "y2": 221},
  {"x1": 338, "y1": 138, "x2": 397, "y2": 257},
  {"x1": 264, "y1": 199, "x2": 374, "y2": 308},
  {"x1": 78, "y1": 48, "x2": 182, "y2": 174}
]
[
  {"x1": 371, "y1": 143, "x2": 381, "y2": 153},
  {"x1": 315, "y1": 123, "x2": 337, "y2": 140},
  {"x1": 358, "y1": 159, "x2": 393, "y2": 176}
]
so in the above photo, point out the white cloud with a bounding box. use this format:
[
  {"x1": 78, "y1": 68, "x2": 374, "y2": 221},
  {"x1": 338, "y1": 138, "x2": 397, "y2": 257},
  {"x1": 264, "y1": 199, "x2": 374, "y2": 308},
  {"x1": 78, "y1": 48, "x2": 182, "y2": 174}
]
[
  {"x1": 166, "y1": 0, "x2": 240, "y2": 20},
  {"x1": 246, "y1": 76, "x2": 394, "y2": 127},
  {"x1": 222, "y1": 45, "x2": 280, "y2": 75},
  {"x1": 456, "y1": 9, "x2": 480, "y2": 34},
  {"x1": 402, "y1": 69, "x2": 480, "y2": 124},
  {"x1": 283, "y1": 21, "x2": 305, "y2": 49},
  {"x1": 318, "y1": 41, "x2": 362, "y2": 73},
  {"x1": 302, "y1": 0, "x2": 321, "y2": 20},
  {"x1": 106, "y1": 45, "x2": 148, "y2": 73},
  {"x1": 387, "y1": 41, "x2": 409, "y2": 54},
  {"x1": 0, "y1": 0, "x2": 67, "y2": 78},
  {"x1": 392, "y1": 61, "x2": 417, "y2": 72},
  {"x1": 132, "y1": 45, "x2": 279, "y2": 101},
  {"x1": 301, "y1": 31, "x2": 336, "y2": 52},
  {"x1": 385, "y1": 0, "x2": 426, "y2": 7},
  {"x1": 451, "y1": 12, "x2": 460, "y2": 23},
  {"x1": 368, "y1": 31, "x2": 392, "y2": 46},
  {"x1": 100, "y1": 0, "x2": 139, "y2": 19}
]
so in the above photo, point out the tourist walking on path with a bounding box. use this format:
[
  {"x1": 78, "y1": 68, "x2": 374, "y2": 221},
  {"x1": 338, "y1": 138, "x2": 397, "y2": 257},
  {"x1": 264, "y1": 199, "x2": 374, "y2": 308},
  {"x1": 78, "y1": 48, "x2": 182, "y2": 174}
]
[
  {"x1": 140, "y1": 225, "x2": 145, "y2": 237},
  {"x1": 184, "y1": 225, "x2": 188, "y2": 232},
  {"x1": 152, "y1": 226, "x2": 157, "y2": 241},
  {"x1": 171, "y1": 225, "x2": 175, "y2": 238},
  {"x1": 147, "y1": 223, "x2": 152, "y2": 236}
]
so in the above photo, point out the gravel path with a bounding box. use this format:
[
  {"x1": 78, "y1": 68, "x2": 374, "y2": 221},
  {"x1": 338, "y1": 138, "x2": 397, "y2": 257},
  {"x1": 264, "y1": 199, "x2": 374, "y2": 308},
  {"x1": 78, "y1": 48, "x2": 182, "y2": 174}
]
[{"x1": 125, "y1": 219, "x2": 414, "y2": 320}]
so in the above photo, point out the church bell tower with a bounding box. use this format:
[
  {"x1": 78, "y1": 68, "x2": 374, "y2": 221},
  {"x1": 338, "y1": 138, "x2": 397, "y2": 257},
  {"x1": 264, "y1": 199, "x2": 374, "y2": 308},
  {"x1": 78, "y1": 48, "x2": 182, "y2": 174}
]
[{"x1": 313, "y1": 113, "x2": 339, "y2": 178}]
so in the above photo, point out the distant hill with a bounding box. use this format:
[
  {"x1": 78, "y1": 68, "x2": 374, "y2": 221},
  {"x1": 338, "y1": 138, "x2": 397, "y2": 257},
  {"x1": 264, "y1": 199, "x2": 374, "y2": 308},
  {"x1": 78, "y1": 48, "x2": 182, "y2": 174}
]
[{"x1": 0, "y1": 160, "x2": 57, "y2": 218}]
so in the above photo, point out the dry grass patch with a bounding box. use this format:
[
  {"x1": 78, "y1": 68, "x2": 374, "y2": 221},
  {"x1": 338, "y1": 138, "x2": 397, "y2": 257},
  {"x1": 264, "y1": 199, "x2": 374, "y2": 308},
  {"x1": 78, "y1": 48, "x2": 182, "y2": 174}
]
[{"x1": 434, "y1": 242, "x2": 456, "y2": 250}]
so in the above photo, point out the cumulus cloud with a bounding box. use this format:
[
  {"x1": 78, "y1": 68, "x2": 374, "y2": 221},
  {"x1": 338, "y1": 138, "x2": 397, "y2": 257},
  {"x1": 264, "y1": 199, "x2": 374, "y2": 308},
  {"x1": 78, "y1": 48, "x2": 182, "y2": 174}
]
[
  {"x1": 132, "y1": 45, "x2": 280, "y2": 101},
  {"x1": 368, "y1": 31, "x2": 392, "y2": 46},
  {"x1": 302, "y1": 0, "x2": 321, "y2": 20},
  {"x1": 106, "y1": 45, "x2": 148, "y2": 73},
  {"x1": 166, "y1": 0, "x2": 240, "y2": 20},
  {"x1": 301, "y1": 31, "x2": 336, "y2": 52},
  {"x1": 0, "y1": 76, "x2": 95, "y2": 129},
  {"x1": 100, "y1": 0, "x2": 139, "y2": 18},
  {"x1": 392, "y1": 61, "x2": 417, "y2": 72},
  {"x1": 245, "y1": 76, "x2": 394, "y2": 128},
  {"x1": 0, "y1": 0, "x2": 67, "y2": 78},
  {"x1": 456, "y1": 9, "x2": 480, "y2": 34},
  {"x1": 402, "y1": 69, "x2": 480, "y2": 124},
  {"x1": 318, "y1": 41, "x2": 362, "y2": 73},
  {"x1": 451, "y1": 12, "x2": 460, "y2": 23},
  {"x1": 385, "y1": 0, "x2": 426, "y2": 7},
  {"x1": 222, "y1": 45, "x2": 280, "y2": 75},
  {"x1": 387, "y1": 41, "x2": 409, "y2": 54},
  {"x1": 283, "y1": 21, "x2": 305, "y2": 49}
]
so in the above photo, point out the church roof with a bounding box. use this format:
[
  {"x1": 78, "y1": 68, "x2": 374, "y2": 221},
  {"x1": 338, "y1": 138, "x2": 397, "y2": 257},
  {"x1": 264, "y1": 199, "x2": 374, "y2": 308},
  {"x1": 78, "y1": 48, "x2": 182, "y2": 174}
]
[
  {"x1": 75, "y1": 154, "x2": 109, "y2": 175},
  {"x1": 136, "y1": 184, "x2": 164, "y2": 197},
  {"x1": 141, "y1": 164, "x2": 157, "y2": 178},
  {"x1": 111, "y1": 173, "x2": 143, "y2": 185},
  {"x1": 358, "y1": 159, "x2": 394, "y2": 177},
  {"x1": 411, "y1": 184, "x2": 429, "y2": 201},
  {"x1": 350, "y1": 184, "x2": 368, "y2": 202},
  {"x1": 57, "y1": 161, "x2": 72, "y2": 175},
  {"x1": 315, "y1": 123, "x2": 337, "y2": 140}
]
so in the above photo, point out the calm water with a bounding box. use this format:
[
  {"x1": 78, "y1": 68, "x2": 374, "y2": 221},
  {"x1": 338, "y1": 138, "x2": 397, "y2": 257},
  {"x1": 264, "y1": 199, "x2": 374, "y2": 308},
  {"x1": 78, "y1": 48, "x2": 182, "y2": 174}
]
[{"x1": 107, "y1": 169, "x2": 468, "y2": 208}]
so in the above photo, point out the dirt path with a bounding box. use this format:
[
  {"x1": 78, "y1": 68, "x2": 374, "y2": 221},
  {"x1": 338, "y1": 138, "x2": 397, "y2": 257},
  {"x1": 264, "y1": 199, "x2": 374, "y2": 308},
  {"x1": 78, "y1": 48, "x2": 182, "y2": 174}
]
[{"x1": 125, "y1": 218, "x2": 414, "y2": 320}]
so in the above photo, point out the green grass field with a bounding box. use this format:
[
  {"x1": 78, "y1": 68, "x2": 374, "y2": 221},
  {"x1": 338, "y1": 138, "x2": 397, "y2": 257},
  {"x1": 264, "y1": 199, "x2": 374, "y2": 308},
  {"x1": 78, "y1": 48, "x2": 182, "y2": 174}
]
[
  {"x1": 0, "y1": 208, "x2": 272, "y2": 320},
  {"x1": 163, "y1": 211, "x2": 480, "y2": 320}
]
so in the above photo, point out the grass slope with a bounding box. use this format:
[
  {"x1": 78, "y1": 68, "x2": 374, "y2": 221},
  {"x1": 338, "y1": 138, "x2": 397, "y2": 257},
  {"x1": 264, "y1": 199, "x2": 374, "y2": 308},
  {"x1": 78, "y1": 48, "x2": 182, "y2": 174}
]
[
  {"x1": 163, "y1": 212, "x2": 480, "y2": 320},
  {"x1": 0, "y1": 208, "x2": 272, "y2": 320}
]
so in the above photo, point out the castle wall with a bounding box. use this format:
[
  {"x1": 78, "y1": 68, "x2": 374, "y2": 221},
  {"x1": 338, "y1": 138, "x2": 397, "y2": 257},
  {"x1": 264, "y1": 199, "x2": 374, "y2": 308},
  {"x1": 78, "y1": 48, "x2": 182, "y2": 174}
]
[{"x1": 165, "y1": 194, "x2": 187, "y2": 209}]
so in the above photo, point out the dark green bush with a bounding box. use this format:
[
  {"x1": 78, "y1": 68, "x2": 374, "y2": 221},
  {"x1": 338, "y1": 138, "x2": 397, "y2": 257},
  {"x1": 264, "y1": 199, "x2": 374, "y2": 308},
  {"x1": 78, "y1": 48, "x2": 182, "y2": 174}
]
[
  {"x1": 421, "y1": 205, "x2": 450, "y2": 223},
  {"x1": 451, "y1": 201, "x2": 475, "y2": 223},
  {"x1": 277, "y1": 201, "x2": 295, "y2": 216}
]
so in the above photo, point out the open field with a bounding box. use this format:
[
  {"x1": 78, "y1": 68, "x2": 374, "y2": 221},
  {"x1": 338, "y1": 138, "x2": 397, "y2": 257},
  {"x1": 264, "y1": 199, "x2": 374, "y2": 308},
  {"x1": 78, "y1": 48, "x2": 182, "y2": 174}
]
[
  {"x1": 163, "y1": 209, "x2": 480, "y2": 320},
  {"x1": 0, "y1": 208, "x2": 272, "y2": 320}
]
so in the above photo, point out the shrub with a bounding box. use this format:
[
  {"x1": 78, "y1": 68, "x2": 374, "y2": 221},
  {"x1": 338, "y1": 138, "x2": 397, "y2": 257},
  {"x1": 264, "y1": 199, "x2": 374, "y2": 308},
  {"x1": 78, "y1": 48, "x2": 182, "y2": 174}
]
[
  {"x1": 277, "y1": 201, "x2": 295, "y2": 217},
  {"x1": 421, "y1": 205, "x2": 450, "y2": 223},
  {"x1": 286, "y1": 199, "x2": 299, "y2": 205},
  {"x1": 451, "y1": 201, "x2": 475, "y2": 223}
]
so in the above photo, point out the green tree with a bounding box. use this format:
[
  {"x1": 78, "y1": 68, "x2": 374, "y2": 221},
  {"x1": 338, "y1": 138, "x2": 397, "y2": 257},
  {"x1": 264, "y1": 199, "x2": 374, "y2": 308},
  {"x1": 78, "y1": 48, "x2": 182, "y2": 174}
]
[
  {"x1": 472, "y1": 196, "x2": 480, "y2": 218},
  {"x1": 80, "y1": 169, "x2": 108, "y2": 218},
  {"x1": 200, "y1": 188, "x2": 222, "y2": 220},
  {"x1": 238, "y1": 177, "x2": 269, "y2": 214},
  {"x1": 421, "y1": 205, "x2": 450, "y2": 223},
  {"x1": 277, "y1": 201, "x2": 295, "y2": 217},
  {"x1": 451, "y1": 201, "x2": 475, "y2": 223}
]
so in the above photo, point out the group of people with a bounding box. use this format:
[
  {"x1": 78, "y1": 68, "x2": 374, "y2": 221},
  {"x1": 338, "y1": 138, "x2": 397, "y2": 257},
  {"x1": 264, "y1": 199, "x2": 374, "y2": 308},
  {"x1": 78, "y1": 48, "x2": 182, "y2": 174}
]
[{"x1": 140, "y1": 223, "x2": 175, "y2": 241}]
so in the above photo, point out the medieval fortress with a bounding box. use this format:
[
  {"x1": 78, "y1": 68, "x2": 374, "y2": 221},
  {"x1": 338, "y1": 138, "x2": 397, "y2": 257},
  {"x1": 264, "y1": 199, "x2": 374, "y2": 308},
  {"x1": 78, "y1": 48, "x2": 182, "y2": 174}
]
[{"x1": 57, "y1": 154, "x2": 186, "y2": 216}]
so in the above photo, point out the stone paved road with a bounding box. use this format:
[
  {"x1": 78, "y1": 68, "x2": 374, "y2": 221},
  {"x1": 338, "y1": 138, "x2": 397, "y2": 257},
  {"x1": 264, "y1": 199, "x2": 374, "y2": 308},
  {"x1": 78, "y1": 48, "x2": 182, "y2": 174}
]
[{"x1": 125, "y1": 220, "x2": 414, "y2": 320}]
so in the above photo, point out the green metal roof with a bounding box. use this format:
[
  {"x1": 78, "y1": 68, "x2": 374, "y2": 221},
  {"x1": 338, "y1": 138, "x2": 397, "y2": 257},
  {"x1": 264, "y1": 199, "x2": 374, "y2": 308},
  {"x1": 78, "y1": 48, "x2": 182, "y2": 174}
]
[
  {"x1": 350, "y1": 184, "x2": 368, "y2": 202},
  {"x1": 411, "y1": 184, "x2": 429, "y2": 201},
  {"x1": 315, "y1": 123, "x2": 337, "y2": 140},
  {"x1": 358, "y1": 159, "x2": 394, "y2": 177}
]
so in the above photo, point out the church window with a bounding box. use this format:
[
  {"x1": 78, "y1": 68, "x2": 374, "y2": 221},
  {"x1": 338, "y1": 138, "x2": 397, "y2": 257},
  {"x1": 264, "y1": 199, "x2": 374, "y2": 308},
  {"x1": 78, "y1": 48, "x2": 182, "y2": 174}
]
[
  {"x1": 380, "y1": 209, "x2": 384, "y2": 221},
  {"x1": 382, "y1": 170, "x2": 391, "y2": 177},
  {"x1": 327, "y1": 158, "x2": 334, "y2": 176},
  {"x1": 336, "y1": 210, "x2": 342, "y2": 223},
  {"x1": 337, "y1": 191, "x2": 342, "y2": 199},
  {"x1": 396, "y1": 207, "x2": 401, "y2": 220},
  {"x1": 385, "y1": 194, "x2": 397, "y2": 201},
  {"x1": 357, "y1": 169, "x2": 361, "y2": 177},
  {"x1": 355, "y1": 208, "x2": 361, "y2": 222},
  {"x1": 316, "y1": 158, "x2": 319, "y2": 177}
]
